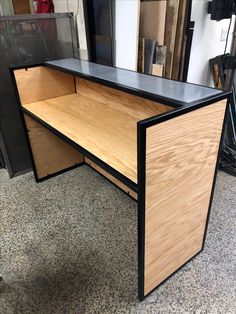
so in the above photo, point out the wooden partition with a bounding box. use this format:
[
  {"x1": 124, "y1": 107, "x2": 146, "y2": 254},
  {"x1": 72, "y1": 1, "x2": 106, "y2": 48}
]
[
  {"x1": 14, "y1": 66, "x2": 75, "y2": 105},
  {"x1": 24, "y1": 114, "x2": 84, "y2": 180},
  {"x1": 14, "y1": 67, "x2": 84, "y2": 181},
  {"x1": 138, "y1": 100, "x2": 227, "y2": 298}
]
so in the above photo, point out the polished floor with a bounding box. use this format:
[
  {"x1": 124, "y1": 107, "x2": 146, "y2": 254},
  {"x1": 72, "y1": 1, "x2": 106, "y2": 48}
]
[{"x1": 0, "y1": 166, "x2": 235, "y2": 313}]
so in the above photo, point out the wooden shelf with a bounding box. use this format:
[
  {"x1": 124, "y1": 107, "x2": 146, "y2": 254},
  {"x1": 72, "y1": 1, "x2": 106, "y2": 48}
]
[{"x1": 23, "y1": 93, "x2": 167, "y2": 183}]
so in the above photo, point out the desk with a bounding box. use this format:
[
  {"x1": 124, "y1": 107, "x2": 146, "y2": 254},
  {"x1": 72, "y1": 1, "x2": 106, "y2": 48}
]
[{"x1": 11, "y1": 58, "x2": 230, "y2": 300}]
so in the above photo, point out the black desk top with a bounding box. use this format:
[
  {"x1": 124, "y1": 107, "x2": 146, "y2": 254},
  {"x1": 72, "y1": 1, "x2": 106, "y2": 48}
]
[{"x1": 46, "y1": 58, "x2": 228, "y2": 106}]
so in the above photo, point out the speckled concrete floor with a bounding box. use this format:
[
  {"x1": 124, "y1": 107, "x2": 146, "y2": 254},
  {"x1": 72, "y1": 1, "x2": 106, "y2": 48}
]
[{"x1": 0, "y1": 166, "x2": 235, "y2": 314}]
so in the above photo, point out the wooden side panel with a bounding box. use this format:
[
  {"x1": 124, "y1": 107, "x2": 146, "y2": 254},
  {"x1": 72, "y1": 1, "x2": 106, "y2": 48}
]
[
  {"x1": 85, "y1": 157, "x2": 137, "y2": 200},
  {"x1": 144, "y1": 100, "x2": 227, "y2": 295},
  {"x1": 24, "y1": 114, "x2": 84, "y2": 179},
  {"x1": 14, "y1": 67, "x2": 75, "y2": 105}
]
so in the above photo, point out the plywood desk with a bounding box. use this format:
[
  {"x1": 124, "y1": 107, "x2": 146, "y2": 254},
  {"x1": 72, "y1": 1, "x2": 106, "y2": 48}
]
[{"x1": 11, "y1": 58, "x2": 230, "y2": 300}]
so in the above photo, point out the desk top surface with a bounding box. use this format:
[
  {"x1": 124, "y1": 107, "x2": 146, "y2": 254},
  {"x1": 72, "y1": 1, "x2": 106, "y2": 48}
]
[{"x1": 46, "y1": 58, "x2": 226, "y2": 106}]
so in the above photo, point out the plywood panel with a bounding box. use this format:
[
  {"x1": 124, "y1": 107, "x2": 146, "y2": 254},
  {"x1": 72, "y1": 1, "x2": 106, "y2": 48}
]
[
  {"x1": 14, "y1": 67, "x2": 75, "y2": 105},
  {"x1": 152, "y1": 64, "x2": 163, "y2": 77},
  {"x1": 75, "y1": 78, "x2": 173, "y2": 119},
  {"x1": 139, "y1": 1, "x2": 167, "y2": 45},
  {"x1": 164, "y1": 0, "x2": 180, "y2": 78},
  {"x1": 115, "y1": 0, "x2": 140, "y2": 71},
  {"x1": 22, "y1": 87, "x2": 173, "y2": 184},
  {"x1": 144, "y1": 100, "x2": 227, "y2": 295},
  {"x1": 12, "y1": 0, "x2": 31, "y2": 14},
  {"x1": 85, "y1": 157, "x2": 137, "y2": 200},
  {"x1": 24, "y1": 114, "x2": 84, "y2": 179}
]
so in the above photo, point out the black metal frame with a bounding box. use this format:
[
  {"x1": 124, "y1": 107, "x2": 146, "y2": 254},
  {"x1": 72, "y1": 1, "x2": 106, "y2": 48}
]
[{"x1": 10, "y1": 61, "x2": 230, "y2": 301}]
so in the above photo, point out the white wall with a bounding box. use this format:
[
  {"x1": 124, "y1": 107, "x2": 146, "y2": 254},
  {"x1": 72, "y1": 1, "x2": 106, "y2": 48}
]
[
  {"x1": 114, "y1": 0, "x2": 140, "y2": 71},
  {"x1": 54, "y1": 0, "x2": 88, "y2": 60},
  {"x1": 0, "y1": 0, "x2": 14, "y2": 15},
  {"x1": 187, "y1": 0, "x2": 235, "y2": 87},
  {"x1": 54, "y1": 0, "x2": 140, "y2": 70}
]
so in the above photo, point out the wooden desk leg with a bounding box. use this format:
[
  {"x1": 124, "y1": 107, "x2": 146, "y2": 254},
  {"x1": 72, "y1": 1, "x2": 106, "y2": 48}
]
[
  {"x1": 138, "y1": 100, "x2": 227, "y2": 300},
  {"x1": 23, "y1": 113, "x2": 84, "y2": 181}
]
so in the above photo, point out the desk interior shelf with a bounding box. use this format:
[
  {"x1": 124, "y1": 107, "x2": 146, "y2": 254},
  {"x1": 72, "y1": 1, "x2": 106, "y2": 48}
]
[{"x1": 15, "y1": 66, "x2": 173, "y2": 184}]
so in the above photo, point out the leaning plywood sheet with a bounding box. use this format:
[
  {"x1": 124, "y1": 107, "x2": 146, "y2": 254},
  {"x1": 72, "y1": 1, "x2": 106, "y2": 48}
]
[
  {"x1": 115, "y1": 0, "x2": 140, "y2": 71},
  {"x1": 164, "y1": 0, "x2": 180, "y2": 78},
  {"x1": 139, "y1": 1, "x2": 167, "y2": 45}
]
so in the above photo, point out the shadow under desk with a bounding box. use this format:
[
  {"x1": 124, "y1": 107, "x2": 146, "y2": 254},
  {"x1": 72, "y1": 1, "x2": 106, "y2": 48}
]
[{"x1": 10, "y1": 58, "x2": 230, "y2": 300}]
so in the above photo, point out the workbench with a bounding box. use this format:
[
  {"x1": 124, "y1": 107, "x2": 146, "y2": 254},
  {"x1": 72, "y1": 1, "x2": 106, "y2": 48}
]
[{"x1": 11, "y1": 58, "x2": 230, "y2": 300}]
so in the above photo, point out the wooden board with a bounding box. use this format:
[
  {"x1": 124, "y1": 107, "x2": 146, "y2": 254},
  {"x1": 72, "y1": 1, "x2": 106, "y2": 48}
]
[
  {"x1": 152, "y1": 64, "x2": 163, "y2": 77},
  {"x1": 164, "y1": 0, "x2": 180, "y2": 78},
  {"x1": 172, "y1": 0, "x2": 187, "y2": 80},
  {"x1": 144, "y1": 100, "x2": 227, "y2": 295},
  {"x1": 24, "y1": 114, "x2": 84, "y2": 179},
  {"x1": 22, "y1": 80, "x2": 173, "y2": 183},
  {"x1": 12, "y1": 0, "x2": 31, "y2": 14},
  {"x1": 85, "y1": 157, "x2": 137, "y2": 200},
  {"x1": 14, "y1": 67, "x2": 75, "y2": 105},
  {"x1": 139, "y1": 1, "x2": 167, "y2": 45}
]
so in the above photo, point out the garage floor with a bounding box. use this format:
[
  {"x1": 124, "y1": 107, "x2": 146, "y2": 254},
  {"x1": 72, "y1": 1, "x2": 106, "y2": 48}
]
[{"x1": 0, "y1": 166, "x2": 235, "y2": 313}]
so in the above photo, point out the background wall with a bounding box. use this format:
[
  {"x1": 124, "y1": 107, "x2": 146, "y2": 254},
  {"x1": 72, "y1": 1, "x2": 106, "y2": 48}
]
[
  {"x1": 0, "y1": 0, "x2": 14, "y2": 15},
  {"x1": 113, "y1": 0, "x2": 140, "y2": 71},
  {"x1": 54, "y1": 0, "x2": 88, "y2": 60},
  {"x1": 187, "y1": 0, "x2": 235, "y2": 87}
]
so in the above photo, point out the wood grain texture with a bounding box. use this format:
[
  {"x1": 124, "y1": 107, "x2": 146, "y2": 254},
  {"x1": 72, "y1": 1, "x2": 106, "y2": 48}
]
[
  {"x1": 152, "y1": 64, "x2": 163, "y2": 77},
  {"x1": 14, "y1": 67, "x2": 75, "y2": 105},
  {"x1": 75, "y1": 78, "x2": 173, "y2": 119},
  {"x1": 139, "y1": 1, "x2": 167, "y2": 45},
  {"x1": 164, "y1": 0, "x2": 180, "y2": 78},
  {"x1": 23, "y1": 83, "x2": 172, "y2": 183},
  {"x1": 172, "y1": 0, "x2": 187, "y2": 80},
  {"x1": 24, "y1": 114, "x2": 84, "y2": 179},
  {"x1": 144, "y1": 100, "x2": 227, "y2": 295},
  {"x1": 85, "y1": 157, "x2": 137, "y2": 200}
]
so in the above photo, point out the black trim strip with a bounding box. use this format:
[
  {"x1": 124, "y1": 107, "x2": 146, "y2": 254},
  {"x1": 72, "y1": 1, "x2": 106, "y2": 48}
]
[{"x1": 137, "y1": 123, "x2": 146, "y2": 301}]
